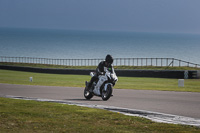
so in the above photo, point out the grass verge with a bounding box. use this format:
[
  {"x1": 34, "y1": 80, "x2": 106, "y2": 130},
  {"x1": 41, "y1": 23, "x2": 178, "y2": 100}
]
[
  {"x1": 0, "y1": 97, "x2": 199, "y2": 132},
  {"x1": 0, "y1": 69, "x2": 200, "y2": 92}
]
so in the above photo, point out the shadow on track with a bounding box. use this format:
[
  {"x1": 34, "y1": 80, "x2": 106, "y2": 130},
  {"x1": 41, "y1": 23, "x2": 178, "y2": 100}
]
[{"x1": 64, "y1": 99, "x2": 102, "y2": 101}]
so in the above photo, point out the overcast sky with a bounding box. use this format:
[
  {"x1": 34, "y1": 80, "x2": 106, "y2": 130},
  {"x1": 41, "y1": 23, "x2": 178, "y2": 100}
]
[{"x1": 0, "y1": 0, "x2": 200, "y2": 33}]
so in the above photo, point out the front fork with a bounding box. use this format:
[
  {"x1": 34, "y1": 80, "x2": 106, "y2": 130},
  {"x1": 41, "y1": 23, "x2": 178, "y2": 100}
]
[{"x1": 103, "y1": 83, "x2": 112, "y2": 91}]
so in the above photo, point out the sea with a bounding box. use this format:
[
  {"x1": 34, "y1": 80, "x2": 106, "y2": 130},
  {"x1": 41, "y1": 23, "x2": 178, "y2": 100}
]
[{"x1": 0, "y1": 27, "x2": 200, "y2": 64}]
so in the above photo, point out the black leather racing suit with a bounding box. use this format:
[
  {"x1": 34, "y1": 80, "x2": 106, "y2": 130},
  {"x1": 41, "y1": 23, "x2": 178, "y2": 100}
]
[{"x1": 88, "y1": 61, "x2": 114, "y2": 88}]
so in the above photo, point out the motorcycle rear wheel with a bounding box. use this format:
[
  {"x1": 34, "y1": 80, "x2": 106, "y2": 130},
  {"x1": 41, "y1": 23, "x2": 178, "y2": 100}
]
[{"x1": 84, "y1": 87, "x2": 93, "y2": 100}]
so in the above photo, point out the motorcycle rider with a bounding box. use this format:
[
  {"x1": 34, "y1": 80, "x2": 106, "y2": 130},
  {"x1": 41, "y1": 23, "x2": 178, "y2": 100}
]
[{"x1": 86, "y1": 54, "x2": 114, "y2": 92}]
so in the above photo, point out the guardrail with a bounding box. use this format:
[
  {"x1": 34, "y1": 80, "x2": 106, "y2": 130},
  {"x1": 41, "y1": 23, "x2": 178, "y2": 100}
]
[{"x1": 0, "y1": 56, "x2": 200, "y2": 68}]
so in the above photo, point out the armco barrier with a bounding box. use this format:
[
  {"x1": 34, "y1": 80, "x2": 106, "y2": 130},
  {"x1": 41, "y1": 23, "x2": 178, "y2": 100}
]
[
  {"x1": 0, "y1": 65, "x2": 199, "y2": 79},
  {"x1": 116, "y1": 69, "x2": 184, "y2": 79}
]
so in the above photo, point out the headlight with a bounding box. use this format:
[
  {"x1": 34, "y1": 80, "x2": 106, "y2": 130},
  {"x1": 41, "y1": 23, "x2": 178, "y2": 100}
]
[
  {"x1": 111, "y1": 74, "x2": 114, "y2": 79},
  {"x1": 111, "y1": 74, "x2": 118, "y2": 82}
]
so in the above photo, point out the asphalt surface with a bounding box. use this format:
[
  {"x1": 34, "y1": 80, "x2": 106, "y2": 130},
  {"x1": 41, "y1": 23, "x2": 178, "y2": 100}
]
[{"x1": 1, "y1": 83, "x2": 200, "y2": 119}]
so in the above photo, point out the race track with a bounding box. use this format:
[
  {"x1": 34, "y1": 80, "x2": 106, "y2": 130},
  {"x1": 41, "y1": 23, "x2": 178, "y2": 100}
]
[{"x1": 1, "y1": 83, "x2": 200, "y2": 119}]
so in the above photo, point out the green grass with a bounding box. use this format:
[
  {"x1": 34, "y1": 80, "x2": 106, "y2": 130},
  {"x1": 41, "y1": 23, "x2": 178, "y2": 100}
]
[
  {"x1": 0, "y1": 69, "x2": 90, "y2": 87},
  {"x1": 119, "y1": 77, "x2": 200, "y2": 92},
  {"x1": 1, "y1": 62, "x2": 200, "y2": 70},
  {"x1": 1, "y1": 97, "x2": 200, "y2": 132},
  {"x1": 1, "y1": 69, "x2": 200, "y2": 92}
]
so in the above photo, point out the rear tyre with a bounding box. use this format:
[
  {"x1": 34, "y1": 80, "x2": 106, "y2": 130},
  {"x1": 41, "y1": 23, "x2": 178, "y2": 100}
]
[
  {"x1": 101, "y1": 84, "x2": 112, "y2": 101},
  {"x1": 84, "y1": 87, "x2": 93, "y2": 100}
]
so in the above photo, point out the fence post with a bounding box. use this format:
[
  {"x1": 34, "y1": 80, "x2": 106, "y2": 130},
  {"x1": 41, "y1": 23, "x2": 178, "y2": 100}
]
[
  {"x1": 136, "y1": 58, "x2": 138, "y2": 66},
  {"x1": 166, "y1": 58, "x2": 168, "y2": 67},
  {"x1": 156, "y1": 58, "x2": 157, "y2": 66},
  {"x1": 141, "y1": 58, "x2": 142, "y2": 66},
  {"x1": 146, "y1": 58, "x2": 147, "y2": 66}
]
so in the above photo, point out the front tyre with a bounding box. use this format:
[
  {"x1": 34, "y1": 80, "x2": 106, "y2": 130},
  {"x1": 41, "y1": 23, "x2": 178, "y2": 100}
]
[
  {"x1": 84, "y1": 87, "x2": 93, "y2": 100},
  {"x1": 101, "y1": 84, "x2": 112, "y2": 101}
]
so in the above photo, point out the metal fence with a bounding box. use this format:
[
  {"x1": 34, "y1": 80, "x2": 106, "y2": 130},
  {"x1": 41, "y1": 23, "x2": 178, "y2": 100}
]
[{"x1": 0, "y1": 56, "x2": 200, "y2": 68}]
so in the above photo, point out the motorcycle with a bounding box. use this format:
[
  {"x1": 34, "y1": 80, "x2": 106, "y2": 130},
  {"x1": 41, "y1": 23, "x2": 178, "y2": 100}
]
[{"x1": 84, "y1": 69, "x2": 118, "y2": 101}]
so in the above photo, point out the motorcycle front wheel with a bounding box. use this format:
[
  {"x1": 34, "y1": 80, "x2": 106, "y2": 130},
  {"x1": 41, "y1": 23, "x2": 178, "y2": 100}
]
[
  {"x1": 84, "y1": 87, "x2": 93, "y2": 100},
  {"x1": 101, "y1": 84, "x2": 112, "y2": 101}
]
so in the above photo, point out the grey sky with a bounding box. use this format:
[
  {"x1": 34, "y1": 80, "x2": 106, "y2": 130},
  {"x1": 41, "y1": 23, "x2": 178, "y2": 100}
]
[{"x1": 0, "y1": 0, "x2": 200, "y2": 33}]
